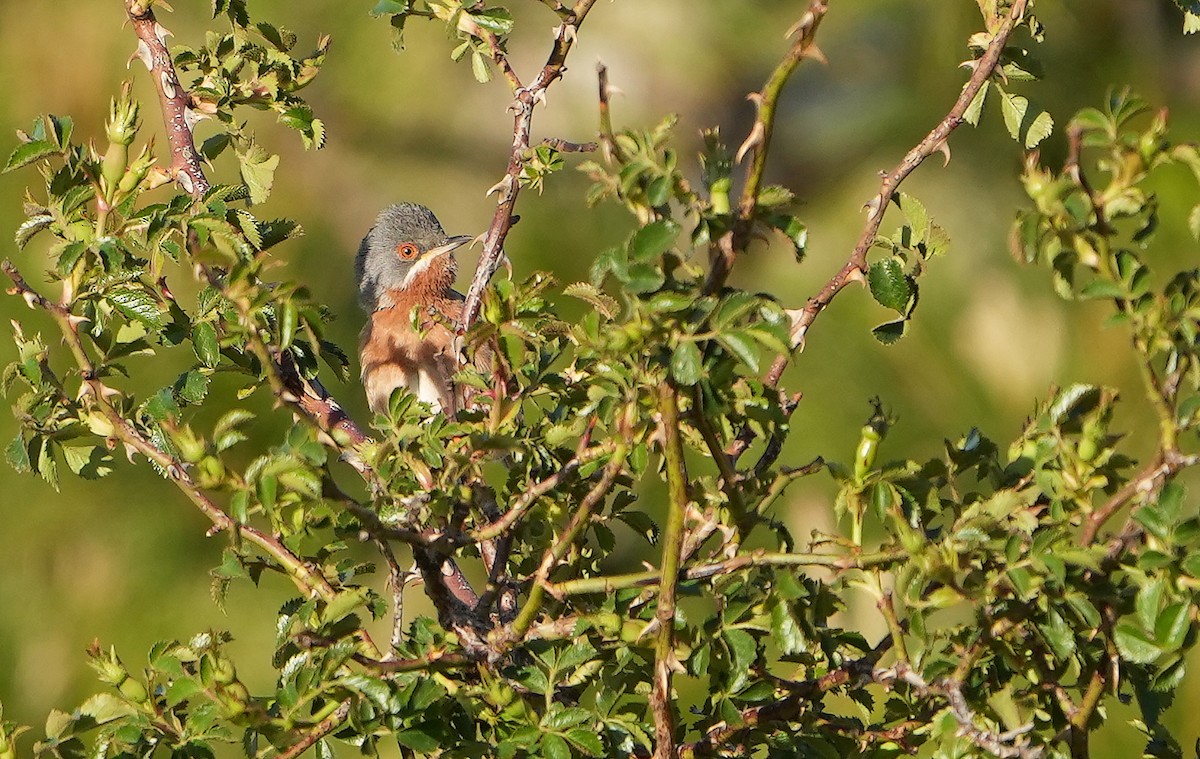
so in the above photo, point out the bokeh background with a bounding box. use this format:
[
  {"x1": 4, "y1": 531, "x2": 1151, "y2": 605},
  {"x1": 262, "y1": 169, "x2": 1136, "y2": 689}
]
[{"x1": 1, "y1": 1, "x2": 1199, "y2": 755}]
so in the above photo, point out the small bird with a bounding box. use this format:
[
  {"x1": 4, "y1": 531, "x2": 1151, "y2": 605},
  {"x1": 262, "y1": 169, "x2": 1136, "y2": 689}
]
[{"x1": 356, "y1": 203, "x2": 475, "y2": 417}]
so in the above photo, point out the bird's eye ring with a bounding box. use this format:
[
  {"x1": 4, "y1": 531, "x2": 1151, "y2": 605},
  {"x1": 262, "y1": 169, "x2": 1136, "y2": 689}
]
[{"x1": 396, "y1": 242, "x2": 420, "y2": 260}]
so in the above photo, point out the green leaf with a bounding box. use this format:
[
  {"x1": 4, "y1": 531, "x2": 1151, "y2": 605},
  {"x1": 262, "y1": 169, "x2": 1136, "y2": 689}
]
[
  {"x1": 108, "y1": 287, "x2": 164, "y2": 330},
  {"x1": 565, "y1": 728, "x2": 604, "y2": 757},
  {"x1": 963, "y1": 80, "x2": 989, "y2": 126},
  {"x1": 868, "y1": 257, "x2": 913, "y2": 312},
  {"x1": 370, "y1": 0, "x2": 410, "y2": 16},
  {"x1": 6, "y1": 433, "x2": 30, "y2": 473},
  {"x1": 61, "y1": 446, "x2": 113, "y2": 479},
  {"x1": 471, "y1": 8, "x2": 514, "y2": 35},
  {"x1": 671, "y1": 342, "x2": 704, "y2": 386},
  {"x1": 3, "y1": 140, "x2": 58, "y2": 172},
  {"x1": 470, "y1": 51, "x2": 493, "y2": 83},
  {"x1": 395, "y1": 728, "x2": 440, "y2": 752},
  {"x1": 561, "y1": 283, "x2": 619, "y2": 319},
  {"x1": 193, "y1": 322, "x2": 220, "y2": 368},
  {"x1": 542, "y1": 707, "x2": 591, "y2": 731},
  {"x1": 278, "y1": 300, "x2": 298, "y2": 349},
  {"x1": 629, "y1": 220, "x2": 679, "y2": 262},
  {"x1": 37, "y1": 437, "x2": 59, "y2": 491},
  {"x1": 769, "y1": 600, "x2": 807, "y2": 655},
  {"x1": 237, "y1": 144, "x2": 280, "y2": 205},
  {"x1": 718, "y1": 331, "x2": 760, "y2": 373},
  {"x1": 871, "y1": 319, "x2": 907, "y2": 345},
  {"x1": 15, "y1": 214, "x2": 53, "y2": 248},
  {"x1": 998, "y1": 88, "x2": 1054, "y2": 148},
  {"x1": 1155, "y1": 603, "x2": 1190, "y2": 651},
  {"x1": 622, "y1": 263, "x2": 665, "y2": 294},
  {"x1": 541, "y1": 734, "x2": 571, "y2": 759},
  {"x1": 1114, "y1": 621, "x2": 1163, "y2": 664},
  {"x1": 895, "y1": 193, "x2": 929, "y2": 245},
  {"x1": 176, "y1": 370, "x2": 210, "y2": 405}
]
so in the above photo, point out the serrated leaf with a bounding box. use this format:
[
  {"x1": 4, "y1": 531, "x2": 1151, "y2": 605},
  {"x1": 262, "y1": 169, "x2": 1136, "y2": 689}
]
[
  {"x1": 471, "y1": 8, "x2": 514, "y2": 35},
  {"x1": 370, "y1": 0, "x2": 409, "y2": 16},
  {"x1": 4, "y1": 140, "x2": 58, "y2": 172},
  {"x1": 6, "y1": 433, "x2": 30, "y2": 473},
  {"x1": 963, "y1": 80, "x2": 989, "y2": 126},
  {"x1": 670, "y1": 341, "x2": 703, "y2": 386},
  {"x1": 37, "y1": 437, "x2": 59, "y2": 491},
  {"x1": 757, "y1": 185, "x2": 795, "y2": 208},
  {"x1": 237, "y1": 144, "x2": 280, "y2": 205},
  {"x1": 176, "y1": 370, "x2": 210, "y2": 404},
  {"x1": 629, "y1": 220, "x2": 679, "y2": 262},
  {"x1": 1115, "y1": 622, "x2": 1163, "y2": 664},
  {"x1": 395, "y1": 728, "x2": 439, "y2": 752},
  {"x1": 541, "y1": 734, "x2": 571, "y2": 759},
  {"x1": 868, "y1": 257, "x2": 913, "y2": 312},
  {"x1": 193, "y1": 322, "x2": 220, "y2": 368},
  {"x1": 998, "y1": 89, "x2": 1055, "y2": 148},
  {"x1": 470, "y1": 51, "x2": 493, "y2": 83},
  {"x1": 79, "y1": 693, "x2": 135, "y2": 723},
  {"x1": 718, "y1": 331, "x2": 760, "y2": 373},
  {"x1": 565, "y1": 728, "x2": 604, "y2": 757},
  {"x1": 15, "y1": 214, "x2": 53, "y2": 248},
  {"x1": 871, "y1": 319, "x2": 907, "y2": 344},
  {"x1": 108, "y1": 287, "x2": 165, "y2": 330},
  {"x1": 562, "y1": 283, "x2": 619, "y2": 319}
]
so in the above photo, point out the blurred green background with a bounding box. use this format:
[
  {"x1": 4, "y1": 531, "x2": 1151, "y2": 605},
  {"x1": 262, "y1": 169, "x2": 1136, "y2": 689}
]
[{"x1": 1, "y1": 1, "x2": 1198, "y2": 755}]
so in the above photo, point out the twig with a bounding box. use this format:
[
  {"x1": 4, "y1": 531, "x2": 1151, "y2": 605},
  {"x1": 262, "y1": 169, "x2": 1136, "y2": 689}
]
[
  {"x1": 704, "y1": 0, "x2": 829, "y2": 293},
  {"x1": 786, "y1": 0, "x2": 1030, "y2": 351},
  {"x1": 275, "y1": 699, "x2": 353, "y2": 759},
  {"x1": 548, "y1": 546, "x2": 906, "y2": 596},
  {"x1": 688, "y1": 385, "x2": 746, "y2": 525},
  {"x1": 354, "y1": 649, "x2": 472, "y2": 675},
  {"x1": 540, "y1": 137, "x2": 598, "y2": 153},
  {"x1": 503, "y1": 444, "x2": 628, "y2": 647},
  {"x1": 123, "y1": 0, "x2": 483, "y2": 634},
  {"x1": 1080, "y1": 449, "x2": 1197, "y2": 544},
  {"x1": 679, "y1": 637, "x2": 893, "y2": 758},
  {"x1": 459, "y1": 0, "x2": 601, "y2": 334},
  {"x1": 2, "y1": 260, "x2": 342, "y2": 609},
  {"x1": 874, "y1": 663, "x2": 1043, "y2": 759},
  {"x1": 471, "y1": 432, "x2": 610, "y2": 542},
  {"x1": 652, "y1": 382, "x2": 689, "y2": 759}
]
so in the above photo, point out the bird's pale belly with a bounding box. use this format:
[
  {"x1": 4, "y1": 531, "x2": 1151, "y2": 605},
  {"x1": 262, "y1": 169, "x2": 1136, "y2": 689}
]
[{"x1": 359, "y1": 302, "x2": 460, "y2": 417}]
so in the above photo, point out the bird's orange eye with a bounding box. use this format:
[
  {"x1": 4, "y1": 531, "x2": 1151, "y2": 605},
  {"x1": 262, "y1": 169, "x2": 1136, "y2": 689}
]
[{"x1": 396, "y1": 242, "x2": 420, "y2": 260}]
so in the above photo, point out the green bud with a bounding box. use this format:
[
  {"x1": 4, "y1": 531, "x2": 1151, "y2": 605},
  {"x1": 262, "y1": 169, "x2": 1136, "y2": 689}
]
[
  {"x1": 105, "y1": 81, "x2": 141, "y2": 147},
  {"x1": 854, "y1": 399, "x2": 892, "y2": 481},
  {"x1": 118, "y1": 676, "x2": 149, "y2": 704}
]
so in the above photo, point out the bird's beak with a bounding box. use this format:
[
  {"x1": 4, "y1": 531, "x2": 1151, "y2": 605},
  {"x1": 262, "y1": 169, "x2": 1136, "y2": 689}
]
[{"x1": 424, "y1": 235, "x2": 474, "y2": 259}]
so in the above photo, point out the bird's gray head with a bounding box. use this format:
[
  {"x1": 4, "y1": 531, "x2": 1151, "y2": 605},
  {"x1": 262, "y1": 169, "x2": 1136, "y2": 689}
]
[{"x1": 355, "y1": 203, "x2": 473, "y2": 311}]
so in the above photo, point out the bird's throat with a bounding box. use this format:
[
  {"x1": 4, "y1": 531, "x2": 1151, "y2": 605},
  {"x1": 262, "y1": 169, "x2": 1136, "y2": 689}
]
[{"x1": 399, "y1": 253, "x2": 457, "y2": 299}]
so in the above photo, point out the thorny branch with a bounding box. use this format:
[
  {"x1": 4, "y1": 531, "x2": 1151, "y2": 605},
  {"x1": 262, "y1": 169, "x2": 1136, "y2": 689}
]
[
  {"x1": 705, "y1": 0, "x2": 829, "y2": 294},
  {"x1": 875, "y1": 663, "x2": 1043, "y2": 759},
  {"x1": 679, "y1": 637, "x2": 894, "y2": 758},
  {"x1": 762, "y1": 0, "x2": 1031, "y2": 389},
  {"x1": 459, "y1": 0, "x2": 601, "y2": 334},
  {"x1": 122, "y1": 0, "x2": 483, "y2": 650},
  {"x1": 125, "y1": 1, "x2": 367, "y2": 454},
  {"x1": 548, "y1": 546, "x2": 907, "y2": 597},
  {"x1": 652, "y1": 382, "x2": 689, "y2": 759},
  {"x1": 2, "y1": 260, "x2": 352, "y2": 619},
  {"x1": 273, "y1": 699, "x2": 353, "y2": 759},
  {"x1": 789, "y1": 0, "x2": 1031, "y2": 347}
]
